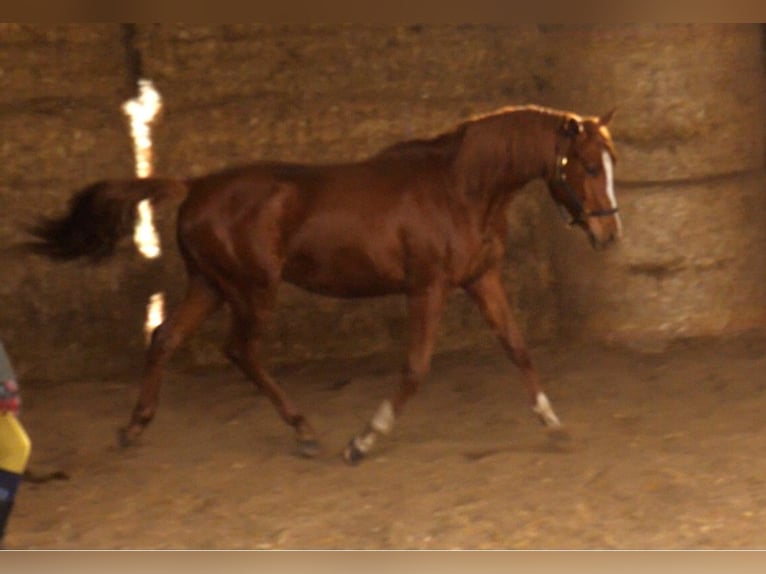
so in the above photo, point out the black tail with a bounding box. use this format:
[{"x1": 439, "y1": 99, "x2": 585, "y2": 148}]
[{"x1": 26, "y1": 178, "x2": 187, "y2": 262}]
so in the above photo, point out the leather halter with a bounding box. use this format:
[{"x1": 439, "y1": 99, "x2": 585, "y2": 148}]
[{"x1": 551, "y1": 152, "x2": 619, "y2": 226}]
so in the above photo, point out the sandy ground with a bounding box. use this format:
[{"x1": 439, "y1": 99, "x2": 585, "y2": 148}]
[{"x1": 5, "y1": 328, "x2": 766, "y2": 549}]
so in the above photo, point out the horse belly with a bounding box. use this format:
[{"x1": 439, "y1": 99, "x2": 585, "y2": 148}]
[{"x1": 282, "y1": 234, "x2": 406, "y2": 298}]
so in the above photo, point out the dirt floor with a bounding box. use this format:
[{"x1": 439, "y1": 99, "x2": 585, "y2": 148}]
[{"x1": 6, "y1": 328, "x2": 766, "y2": 549}]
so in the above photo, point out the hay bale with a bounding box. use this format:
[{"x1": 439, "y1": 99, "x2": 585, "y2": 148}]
[
  {"x1": 540, "y1": 24, "x2": 765, "y2": 181},
  {"x1": 553, "y1": 173, "x2": 766, "y2": 345}
]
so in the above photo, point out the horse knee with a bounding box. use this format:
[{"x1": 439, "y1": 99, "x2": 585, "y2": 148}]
[
  {"x1": 224, "y1": 339, "x2": 242, "y2": 367},
  {"x1": 502, "y1": 345, "x2": 533, "y2": 373},
  {"x1": 404, "y1": 361, "x2": 430, "y2": 384},
  {"x1": 148, "y1": 323, "x2": 179, "y2": 354}
]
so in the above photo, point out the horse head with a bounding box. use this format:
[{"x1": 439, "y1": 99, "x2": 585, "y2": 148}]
[{"x1": 549, "y1": 109, "x2": 622, "y2": 250}]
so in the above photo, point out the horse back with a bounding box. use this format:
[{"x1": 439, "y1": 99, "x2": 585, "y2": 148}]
[{"x1": 176, "y1": 158, "x2": 497, "y2": 297}]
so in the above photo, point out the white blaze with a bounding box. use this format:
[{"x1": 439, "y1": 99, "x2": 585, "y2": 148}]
[
  {"x1": 122, "y1": 78, "x2": 166, "y2": 343},
  {"x1": 601, "y1": 150, "x2": 622, "y2": 237}
]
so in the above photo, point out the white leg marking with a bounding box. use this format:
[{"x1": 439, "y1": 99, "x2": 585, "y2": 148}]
[
  {"x1": 370, "y1": 400, "x2": 395, "y2": 435},
  {"x1": 601, "y1": 150, "x2": 622, "y2": 237},
  {"x1": 352, "y1": 431, "x2": 377, "y2": 454},
  {"x1": 532, "y1": 392, "x2": 561, "y2": 428}
]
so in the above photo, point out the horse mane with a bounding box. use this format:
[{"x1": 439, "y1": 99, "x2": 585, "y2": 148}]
[
  {"x1": 465, "y1": 104, "x2": 573, "y2": 124},
  {"x1": 483, "y1": 105, "x2": 616, "y2": 159},
  {"x1": 373, "y1": 125, "x2": 467, "y2": 160},
  {"x1": 368, "y1": 104, "x2": 613, "y2": 207},
  {"x1": 373, "y1": 105, "x2": 572, "y2": 164}
]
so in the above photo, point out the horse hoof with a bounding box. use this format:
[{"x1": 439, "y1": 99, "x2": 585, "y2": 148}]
[
  {"x1": 343, "y1": 440, "x2": 366, "y2": 466},
  {"x1": 546, "y1": 425, "x2": 572, "y2": 443},
  {"x1": 117, "y1": 426, "x2": 140, "y2": 448},
  {"x1": 297, "y1": 438, "x2": 321, "y2": 458}
]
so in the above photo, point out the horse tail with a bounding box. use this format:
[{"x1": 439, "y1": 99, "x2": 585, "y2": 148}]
[{"x1": 26, "y1": 177, "x2": 188, "y2": 262}]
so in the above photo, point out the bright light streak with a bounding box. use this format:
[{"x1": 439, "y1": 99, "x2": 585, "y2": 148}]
[
  {"x1": 122, "y1": 78, "x2": 162, "y2": 259},
  {"x1": 144, "y1": 292, "x2": 166, "y2": 344},
  {"x1": 122, "y1": 78, "x2": 166, "y2": 343},
  {"x1": 122, "y1": 78, "x2": 162, "y2": 180}
]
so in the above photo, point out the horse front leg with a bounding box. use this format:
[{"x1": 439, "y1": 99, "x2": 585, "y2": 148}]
[
  {"x1": 119, "y1": 278, "x2": 221, "y2": 447},
  {"x1": 465, "y1": 268, "x2": 566, "y2": 435},
  {"x1": 343, "y1": 282, "x2": 447, "y2": 464}
]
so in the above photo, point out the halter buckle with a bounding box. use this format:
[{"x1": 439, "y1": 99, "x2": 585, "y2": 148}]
[{"x1": 552, "y1": 152, "x2": 619, "y2": 225}]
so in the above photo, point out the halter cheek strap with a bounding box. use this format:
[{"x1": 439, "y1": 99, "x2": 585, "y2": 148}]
[{"x1": 552, "y1": 154, "x2": 619, "y2": 225}]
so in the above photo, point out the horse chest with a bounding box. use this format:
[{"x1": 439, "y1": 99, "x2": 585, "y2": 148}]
[{"x1": 446, "y1": 231, "x2": 504, "y2": 286}]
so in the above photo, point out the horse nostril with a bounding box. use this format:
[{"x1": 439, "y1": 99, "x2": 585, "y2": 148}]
[
  {"x1": 606, "y1": 230, "x2": 621, "y2": 246},
  {"x1": 595, "y1": 231, "x2": 618, "y2": 250}
]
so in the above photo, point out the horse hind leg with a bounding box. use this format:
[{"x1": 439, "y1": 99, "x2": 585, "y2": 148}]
[
  {"x1": 226, "y1": 294, "x2": 320, "y2": 458},
  {"x1": 119, "y1": 276, "x2": 221, "y2": 447}
]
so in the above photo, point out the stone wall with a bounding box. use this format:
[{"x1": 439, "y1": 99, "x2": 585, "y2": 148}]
[{"x1": 543, "y1": 24, "x2": 766, "y2": 349}]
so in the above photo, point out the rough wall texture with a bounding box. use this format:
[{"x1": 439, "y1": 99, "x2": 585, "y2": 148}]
[
  {"x1": 1, "y1": 24, "x2": 764, "y2": 379},
  {"x1": 545, "y1": 24, "x2": 766, "y2": 348},
  {"x1": 1, "y1": 24, "x2": 157, "y2": 379},
  {"x1": 1, "y1": 24, "x2": 560, "y2": 379}
]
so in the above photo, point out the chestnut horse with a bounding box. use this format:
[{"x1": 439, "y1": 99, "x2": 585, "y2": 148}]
[{"x1": 28, "y1": 104, "x2": 621, "y2": 464}]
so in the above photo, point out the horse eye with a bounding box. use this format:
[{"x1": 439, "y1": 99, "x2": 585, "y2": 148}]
[{"x1": 584, "y1": 164, "x2": 601, "y2": 176}]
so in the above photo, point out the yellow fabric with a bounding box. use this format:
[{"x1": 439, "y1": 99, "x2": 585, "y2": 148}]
[{"x1": 0, "y1": 413, "x2": 31, "y2": 474}]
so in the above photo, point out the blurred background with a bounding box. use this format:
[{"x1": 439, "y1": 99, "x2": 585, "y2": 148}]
[{"x1": 1, "y1": 24, "x2": 764, "y2": 381}]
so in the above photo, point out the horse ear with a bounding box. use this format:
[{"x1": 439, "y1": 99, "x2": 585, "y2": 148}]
[
  {"x1": 561, "y1": 117, "x2": 583, "y2": 138},
  {"x1": 599, "y1": 108, "x2": 616, "y2": 126}
]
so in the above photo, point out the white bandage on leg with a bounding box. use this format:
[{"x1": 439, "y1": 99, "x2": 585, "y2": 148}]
[
  {"x1": 352, "y1": 430, "x2": 377, "y2": 455},
  {"x1": 370, "y1": 400, "x2": 395, "y2": 435},
  {"x1": 532, "y1": 392, "x2": 561, "y2": 428}
]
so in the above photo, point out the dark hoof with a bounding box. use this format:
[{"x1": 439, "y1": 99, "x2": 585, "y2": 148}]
[
  {"x1": 343, "y1": 439, "x2": 366, "y2": 466},
  {"x1": 297, "y1": 438, "x2": 321, "y2": 458},
  {"x1": 546, "y1": 425, "x2": 572, "y2": 443},
  {"x1": 117, "y1": 425, "x2": 140, "y2": 448}
]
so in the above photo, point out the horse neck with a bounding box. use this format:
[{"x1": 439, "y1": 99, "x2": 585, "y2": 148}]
[{"x1": 452, "y1": 107, "x2": 563, "y2": 215}]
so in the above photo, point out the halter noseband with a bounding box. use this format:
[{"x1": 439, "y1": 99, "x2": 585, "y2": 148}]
[{"x1": 552, "y1": 153, "x2": 619, "y2": 226}]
